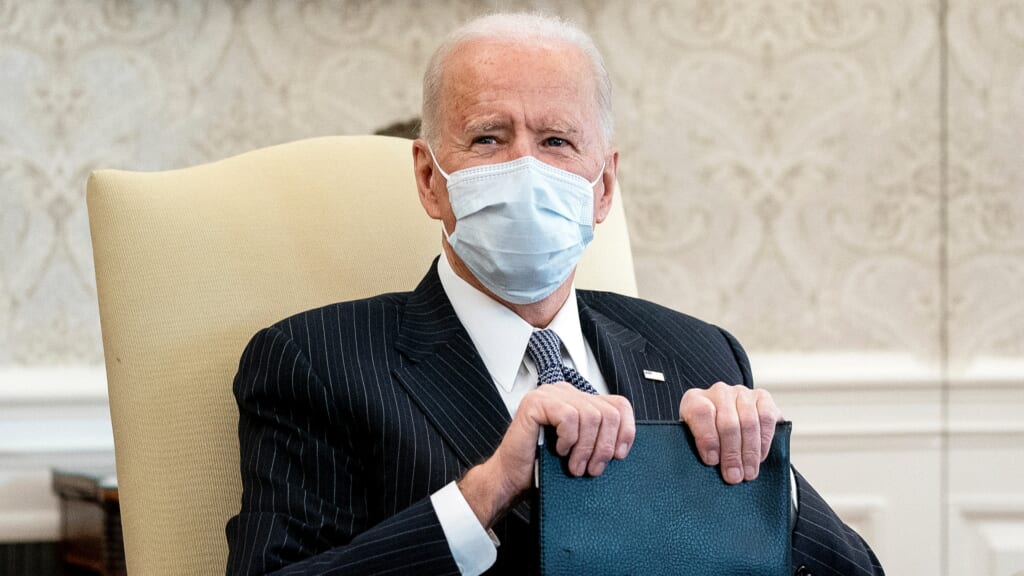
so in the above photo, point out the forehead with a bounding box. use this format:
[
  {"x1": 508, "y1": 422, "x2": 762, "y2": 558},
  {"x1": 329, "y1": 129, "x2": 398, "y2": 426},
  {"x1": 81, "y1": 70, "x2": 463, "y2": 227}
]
[{"x1": 439, "y1": 38, "x2": 599, "y2": 134}]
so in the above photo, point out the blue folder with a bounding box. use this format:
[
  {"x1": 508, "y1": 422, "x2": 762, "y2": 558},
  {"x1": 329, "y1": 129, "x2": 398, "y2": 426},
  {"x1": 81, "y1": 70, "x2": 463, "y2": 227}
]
[{"x1": 537, "y1": 421, "x2": 792, "y2": 575}]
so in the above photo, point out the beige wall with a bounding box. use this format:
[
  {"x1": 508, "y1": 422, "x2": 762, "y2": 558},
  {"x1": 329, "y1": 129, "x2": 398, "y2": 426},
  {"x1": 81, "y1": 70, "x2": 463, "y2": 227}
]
[
  {"x1": 1, "y1": 0, "x2": 1021, "y2": 372},
  {"x1": 1, "y1": 1, "x2": 1023, "y2": 574}
]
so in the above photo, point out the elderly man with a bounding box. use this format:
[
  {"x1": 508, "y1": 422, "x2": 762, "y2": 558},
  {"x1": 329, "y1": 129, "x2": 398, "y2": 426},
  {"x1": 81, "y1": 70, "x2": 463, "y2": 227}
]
[{"x1": 226, "y1": 12, "x2": 883, "y2": 576}]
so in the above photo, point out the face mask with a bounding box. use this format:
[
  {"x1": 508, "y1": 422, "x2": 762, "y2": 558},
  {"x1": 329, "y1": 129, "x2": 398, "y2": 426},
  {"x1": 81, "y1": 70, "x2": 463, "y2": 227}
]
[{"x1": 429, "y1": 147, "x2": 604, "y2": 305}]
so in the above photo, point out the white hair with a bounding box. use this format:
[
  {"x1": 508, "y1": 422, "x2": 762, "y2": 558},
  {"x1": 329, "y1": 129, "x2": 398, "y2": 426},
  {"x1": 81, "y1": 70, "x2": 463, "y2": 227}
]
[{"x1": 420, "y1": 12, "x2": 613, "y2": 147}]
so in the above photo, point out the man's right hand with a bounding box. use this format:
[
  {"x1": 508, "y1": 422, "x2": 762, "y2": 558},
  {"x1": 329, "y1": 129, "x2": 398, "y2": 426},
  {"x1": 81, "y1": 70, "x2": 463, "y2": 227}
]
[{"x1": 457, "y1": 383, "x2": 635, "y2": 528}]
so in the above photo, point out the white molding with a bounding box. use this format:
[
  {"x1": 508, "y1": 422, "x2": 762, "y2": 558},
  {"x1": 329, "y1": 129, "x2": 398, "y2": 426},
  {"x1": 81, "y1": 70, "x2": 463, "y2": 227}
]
[
  {"x1": 749, "y1": 353, "x2": 942, "y2": 390},
  {"x1": 828, "y1": 495, "x2": 886, "y2": 517},
  {"x1": 0, "y1": 509, "x2": 60, "y2": 543},
  {"x1": 952, "y1": 497, "x2": 1024, "y2": 518},
  {"x1": 823, "y1": 495, "x2": 886, "y2": 541},
  {"x1": 948, "y1": 421, "x2": 1024, "y2": 436},
  {"x1": 951, "y1": 356, "x2": 1024, "y2": 386},
  {"x1": 0, "y1": 366, "x2": 108, "y2": 404},
  {"x1": 0, "y1": 419, "x2": 115, "y2": 455},
  {"x1": 748, "y1": 352, "x2": 1024, "y2": 390},
  {"x1": 0, "y1": 360, "x2": 1018, "y2": 455},
  {"x1": 3, "y1": 356, "x2": 1019, "y2": 396},
  {"x1": 794, "y1": 422, "x2": 942, "y2": 438},
  {"x1": 0, "y1": 357, "x2": 1018, "y2": 551},
  {"x1": 794, "y1": 422, "x2": 1024, "y2": 440},
  {"x1": 793, "y1": 432, "x2": 943, "y2": 452},
  {"x1": 0, "y1": 367, "x2": 114, "y2": 457},
  {"x1": 950, "y1": 496, "x2": 1024, "y2": 576}
]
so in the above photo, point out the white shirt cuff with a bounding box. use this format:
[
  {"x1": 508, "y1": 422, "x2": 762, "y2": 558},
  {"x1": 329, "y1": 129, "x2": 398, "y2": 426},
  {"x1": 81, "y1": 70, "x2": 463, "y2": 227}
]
[{"x1": 431, "y1": 481, "x2": 498, "y2": 576}]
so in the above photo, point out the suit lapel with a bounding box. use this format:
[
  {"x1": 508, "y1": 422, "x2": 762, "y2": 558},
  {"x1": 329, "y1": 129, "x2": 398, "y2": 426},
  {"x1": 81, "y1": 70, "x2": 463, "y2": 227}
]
[
  {"x1": 392, "y1": 262, "x2": 512, "y2": 471},
  {"x1": 393, "y1": 270, "x2": 685, "y2": 438},
  {"x1": 578, "y1": 293, "x2": 688, "y2": 421}
]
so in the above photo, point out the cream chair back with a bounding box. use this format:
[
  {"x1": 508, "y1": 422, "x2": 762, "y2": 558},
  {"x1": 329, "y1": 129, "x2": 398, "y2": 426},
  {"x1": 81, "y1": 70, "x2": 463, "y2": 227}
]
[{"x1": 87, "y1": 135, "x2": 636, "y2": 575}]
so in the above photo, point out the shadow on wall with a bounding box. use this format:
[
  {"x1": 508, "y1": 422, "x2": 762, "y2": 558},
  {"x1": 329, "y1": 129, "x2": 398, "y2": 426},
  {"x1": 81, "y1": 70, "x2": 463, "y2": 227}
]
[{"x1": 374, "y1": 117, "x2": 421, "y2": 140}]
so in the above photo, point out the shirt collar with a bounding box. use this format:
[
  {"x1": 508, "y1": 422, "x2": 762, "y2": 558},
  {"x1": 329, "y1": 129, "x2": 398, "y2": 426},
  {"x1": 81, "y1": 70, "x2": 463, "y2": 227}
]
[{"x1": 437, "y1": 250, "x2": 589, "y2": 392}]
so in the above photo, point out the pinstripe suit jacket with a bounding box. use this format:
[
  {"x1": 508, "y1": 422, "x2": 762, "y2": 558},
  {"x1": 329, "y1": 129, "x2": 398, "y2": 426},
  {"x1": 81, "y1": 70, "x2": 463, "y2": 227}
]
[{"x1": 226, "y1": 261, "x2": 884, "y2": 576}]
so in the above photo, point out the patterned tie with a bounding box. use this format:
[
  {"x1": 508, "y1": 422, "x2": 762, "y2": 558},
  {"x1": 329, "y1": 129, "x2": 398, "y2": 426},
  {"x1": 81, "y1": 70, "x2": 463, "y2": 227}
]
[{"x1": 526, "y1": 329, "x2": 598, "y2": 395}]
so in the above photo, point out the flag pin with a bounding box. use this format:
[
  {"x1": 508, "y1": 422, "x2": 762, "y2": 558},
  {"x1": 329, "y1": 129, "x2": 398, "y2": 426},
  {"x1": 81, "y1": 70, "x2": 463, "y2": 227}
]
[{"x1": 643, "y1": 369, "x2": 665, "y2": 382}]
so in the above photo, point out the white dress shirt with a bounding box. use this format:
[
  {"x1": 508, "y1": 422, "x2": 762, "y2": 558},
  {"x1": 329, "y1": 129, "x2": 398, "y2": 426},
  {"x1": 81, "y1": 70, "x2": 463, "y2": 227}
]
[
  {"x1": 430, "y1": 250, "x2": 608, "y2": 575},
  {"x1": 428, "y1": 251, "x2": 796, "y2": 575}
]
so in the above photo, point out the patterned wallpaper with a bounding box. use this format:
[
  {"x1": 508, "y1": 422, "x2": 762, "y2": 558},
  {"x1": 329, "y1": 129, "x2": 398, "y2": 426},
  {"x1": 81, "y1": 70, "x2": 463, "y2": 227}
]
[
  {"x1": 947, "y1": 0, "x2": 1024, "y2": 370},
  {"x1": 0, "y1": 0, "x2": 1021, "y2": 376}
]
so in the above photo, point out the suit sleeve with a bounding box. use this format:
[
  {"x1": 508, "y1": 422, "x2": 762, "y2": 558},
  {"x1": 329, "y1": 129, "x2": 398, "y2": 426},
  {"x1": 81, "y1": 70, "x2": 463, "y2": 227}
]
[
  {"x1": 717, "y1": 327, "x2": 754, "y2": 388},
  {"x1": 790, "y1": 470, "x2": 885, "y2": 575},
  {"x1": 225, "y1": 326, "x2": 460, "y2": 576},
  {"x1": 716, "y1": 327, "x2": 885, "y2": 575}
]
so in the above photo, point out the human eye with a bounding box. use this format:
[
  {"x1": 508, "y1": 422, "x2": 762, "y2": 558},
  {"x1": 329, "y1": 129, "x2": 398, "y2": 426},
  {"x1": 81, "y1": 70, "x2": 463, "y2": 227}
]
[
  {"x1": 472, "y1": 135, "x2": 498, "y2": 145},
  {"x1": 542, "y1": 136, "x2": 569, "y2": 148}
]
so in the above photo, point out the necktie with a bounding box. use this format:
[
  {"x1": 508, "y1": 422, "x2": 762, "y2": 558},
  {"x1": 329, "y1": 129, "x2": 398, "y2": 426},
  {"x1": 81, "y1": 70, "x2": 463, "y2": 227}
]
[{"x1": 526, "y1": 329, "x2": 598, "y2": 395}]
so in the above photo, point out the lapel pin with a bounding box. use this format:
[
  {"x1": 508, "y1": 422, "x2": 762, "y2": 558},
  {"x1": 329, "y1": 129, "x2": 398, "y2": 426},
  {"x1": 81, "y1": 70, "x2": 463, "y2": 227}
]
[{"x1": 643, "y1": 369, "x2": 665, "y2": 382}]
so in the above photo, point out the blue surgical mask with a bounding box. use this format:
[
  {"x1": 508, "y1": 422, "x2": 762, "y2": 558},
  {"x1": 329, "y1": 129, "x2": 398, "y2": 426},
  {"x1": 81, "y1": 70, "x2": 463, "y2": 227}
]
[{"x1": 429, "y1": 147, "x2": 604, "y2": 305}]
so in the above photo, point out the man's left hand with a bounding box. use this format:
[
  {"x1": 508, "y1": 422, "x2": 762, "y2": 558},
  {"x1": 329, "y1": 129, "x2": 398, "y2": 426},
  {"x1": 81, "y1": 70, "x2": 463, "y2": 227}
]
[{"x1": 679, "y1": 382, "x2": 784, "y2": 484}]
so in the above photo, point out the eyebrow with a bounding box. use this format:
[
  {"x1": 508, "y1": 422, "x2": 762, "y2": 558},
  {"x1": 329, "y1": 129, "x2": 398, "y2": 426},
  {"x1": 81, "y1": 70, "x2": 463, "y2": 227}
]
[
  {"x1": 464, "y1": 118, "x2": 510, "y2": 134},
  {"x1": 461, "y1": 117, "x2": 584, "y2": 138},
  {"x1": 537, "y1": 123, "x2": 580, "y2": 135}
]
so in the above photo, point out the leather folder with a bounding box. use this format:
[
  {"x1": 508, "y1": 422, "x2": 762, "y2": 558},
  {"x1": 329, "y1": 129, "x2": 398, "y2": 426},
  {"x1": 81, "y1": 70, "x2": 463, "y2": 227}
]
[{"x1": 536, "y1": 421, "x2": 792, "y2": 575}]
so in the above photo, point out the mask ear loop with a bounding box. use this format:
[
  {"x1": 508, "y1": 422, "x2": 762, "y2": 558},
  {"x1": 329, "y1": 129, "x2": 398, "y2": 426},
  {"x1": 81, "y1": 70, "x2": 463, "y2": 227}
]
[
  {"x1": 441, "y1": 219, "x2": 454, "y2": 243},
  {"x1": 588, "y1": 162, "x2": 606, "y2": 187},
  {"x1": 426, "y1": 144, "x2": 456, "y2": 242},
  {"x1": 426, "y1": 144, "x2": 451, "y2": 180}
]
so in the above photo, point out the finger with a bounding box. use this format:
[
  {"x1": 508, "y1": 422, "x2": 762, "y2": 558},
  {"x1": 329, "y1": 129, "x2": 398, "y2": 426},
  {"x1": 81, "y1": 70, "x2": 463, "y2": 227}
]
[
  {"x1": 539, "y1": 384, "x2": 584, "y2": 457},
  {"x1": 550, "y1": 403, "x2": 580, "y2": 457},
  {"x1": 713, "y1": 385, "x2": 743, "y2": 485},
  {"x1": 605, "y1": 395, "x2": 635, "y2": 459},
  {"x1": 736, "y1": 388, "x2": 762, "y2": 481},
  {"x1": 496, "y1": 389, "x2": 574, "y2": 495},
  {"x1": 587, "y1": 399, "x2": 625, "y2": 476},
  {"x1": 532, "y1": 385, "x2": 581, "y2": 453},
  {"x1": 756, "y1": 389, "x2": 782, "y2": 461},
  {"x1": 680, "y1": 388, "x2": 720, "y2": 466},
  {"x1": 568, "y1": 403, "x2": 601, "y2": 476}
]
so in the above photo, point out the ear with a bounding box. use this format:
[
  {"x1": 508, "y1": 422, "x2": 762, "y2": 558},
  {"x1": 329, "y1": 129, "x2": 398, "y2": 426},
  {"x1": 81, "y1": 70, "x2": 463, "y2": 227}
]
[
  {"x1": 412, "y1": 139, "x2": 447, "y2": 220},
  {"x1": 594, "y1": 150, "x2": 619, "y2": 225}
]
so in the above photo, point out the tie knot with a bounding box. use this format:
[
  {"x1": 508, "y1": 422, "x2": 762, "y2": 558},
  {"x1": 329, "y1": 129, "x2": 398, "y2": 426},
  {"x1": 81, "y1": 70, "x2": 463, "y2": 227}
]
[
  {"x1": 525, "y1": 329, "x2": 599, "y2": 394},
  {"x1": 527, "y1": 329, "x2": 567, "y2": 385}
]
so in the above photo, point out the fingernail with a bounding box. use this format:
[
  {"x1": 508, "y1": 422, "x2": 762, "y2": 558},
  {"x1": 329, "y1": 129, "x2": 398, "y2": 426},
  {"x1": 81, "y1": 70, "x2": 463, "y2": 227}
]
[
  {"x1": 575, "y1": 461, "x2": 586, "y2": 476},
  {"x1": 706, "y1": 450, "x2": 718, "y2": 465},
  {"x1": 725, "y1": 467, "x2": 742, "y2": 483},
  {"x1": 744, "y1": 465, "x2": 756, "y2": 479},
  {"x1": 616, "y1": 442, "x2": 628, "y2": 458},
  {"x1": 592, "y1": 461, "x2": 607, "y2": 476}
]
